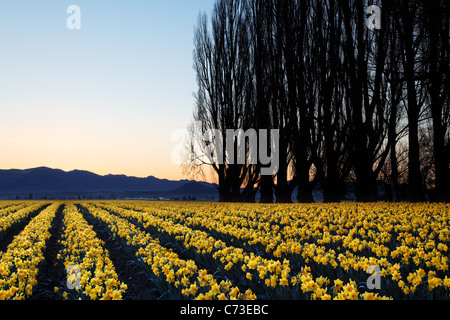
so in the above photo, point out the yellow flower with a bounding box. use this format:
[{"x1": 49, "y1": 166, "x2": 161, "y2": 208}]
[
  {"x1": 218, "y1": 293, "x2": 227, "y2": 300},
  {"x1": 229, "y1": 287, "x2": 239, "y2": 298},
  {"x1": 279, "y1": 278, "x2": 288, "y2": 286},
  {"x1": 166, "y1": 270, "x2": 175, "y2": 283},
  {"x1": 111, "y1": 290, "x2": 122, "y2": 300},
  {"x1": 9, "y1": 286, "x2": 18, "y2": 296},
  {"x1": 443, "y1": 276, "x2": 450, "y2": 289},
  {"x1": 210, "y1": 283, "x2": 220, "y2": 295},
  {"x1": 392, "y1": 271, "x2": 401, "y2": 281},
  {"x1": 203, "y1": 292, "x2": 212, "y2": 300},
  {"x1": 417, "y1": 269, "x2": 426, "y2": 277},
  {"x1": 313, "y1": 288, "x2": 325, "y2": 299},
  {"x1": 270, "y1": 275, "x2": 278, "y2": 288},
  {"x1": 305, "y1": 280, "x2": 318, "y2": 292},
  {"x1": 334, "y1": 279, "x2": 343, "y2": 292},
  {"x1": 362, "y1": 292, "x2": 374, "y2": 300},
  {"x1": 181, "y1": 289, "x2": 190, "y2": 297},
  {"x1": 347, "y1": 291, "x2": 358, "y2": 300},
  {"x1": 428, "y1": 277, "x2": 442, "y2": 292},
  {"x1": 412, "y1": 275, "x2": 422, "y2": 286},
  {"x1": 181, "y1": 276, "x2": 190, "y2": 287},
  {"x1": 247, "y1": 259, "x2": 258, "y2": 270},
  {"x1": 189, "y1": 283, "x2": 198, "y2": 295}
]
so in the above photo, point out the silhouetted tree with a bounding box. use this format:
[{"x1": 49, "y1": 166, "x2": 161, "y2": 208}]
[{"x1": 189, "y1": 0, "x2": 449, "y2": 203}]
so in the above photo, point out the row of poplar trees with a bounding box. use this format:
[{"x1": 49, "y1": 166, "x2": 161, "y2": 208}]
[{"x1": 187, "y1": 0, "x2": 449, "y2": 203}]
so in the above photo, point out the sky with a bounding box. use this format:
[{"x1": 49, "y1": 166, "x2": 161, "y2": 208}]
[{"x1": 0, "y1": 0, "x2": 215, "y2": 181}]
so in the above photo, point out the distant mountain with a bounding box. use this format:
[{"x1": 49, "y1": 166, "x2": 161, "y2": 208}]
[{"x1": 0, "y1": 167, "x2": 217, "y2": 195}]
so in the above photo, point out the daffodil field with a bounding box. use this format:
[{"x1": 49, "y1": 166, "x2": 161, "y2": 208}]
[{"x1": 0, "y1": 200, "x2": 449, "y2": 300}]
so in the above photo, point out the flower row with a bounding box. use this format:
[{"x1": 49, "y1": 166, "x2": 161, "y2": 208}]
[
  {"x1": 56, "y1": 204, "x2": 127, "y2": 300},
  {"x1": 0, "y1": 203, "x2": 28, "y2": 218},
  {"x1": 93, "y1": 202, "x2": 295, "y2": 295},
  {"x1": 93, "y1": 203, "x2": 365, "y2": 300},
  {"x1": 98, "y1": 201, "x2": 450, "y2": 299},
  {"x1": 82, "y1": 203, "x2": 255, "y2": 300},
  {"x1": 0, "y1": 203, "x2": 60, "y2": 300},
  {"x1": 0, "y1": 202, "x2": 47, "y2": 234}
]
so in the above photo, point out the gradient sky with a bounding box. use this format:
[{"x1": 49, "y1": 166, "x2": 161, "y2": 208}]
[{"x1": 0, "y1": 0, "x2": 215, "y2": 181}]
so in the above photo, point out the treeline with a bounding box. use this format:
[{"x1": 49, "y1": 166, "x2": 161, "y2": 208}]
[{"x1": 186, "y1": 0, "x2": 449, "y2": 203}]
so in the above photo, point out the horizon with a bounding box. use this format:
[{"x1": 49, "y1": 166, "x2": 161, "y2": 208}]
[
  {"x1": 0, "y1": 1, "x2": 215, "y2": 182},
  {"x1": 0, "y1": 165, "x2": 202, "y2": 181}
]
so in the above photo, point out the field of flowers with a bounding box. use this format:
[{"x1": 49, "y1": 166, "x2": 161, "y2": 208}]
[{"x1": 0, "y1": 200, "x2": 449, "y2": 300}]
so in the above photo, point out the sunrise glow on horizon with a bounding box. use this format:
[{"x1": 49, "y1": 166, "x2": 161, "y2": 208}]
[{"x1": 0, "y1": 0, "x2": 215, "y2": 182}]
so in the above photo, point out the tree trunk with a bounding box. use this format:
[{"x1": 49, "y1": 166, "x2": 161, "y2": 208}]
[{"x1": 426, "y1": 0, "x2": 449, "y2": 202}]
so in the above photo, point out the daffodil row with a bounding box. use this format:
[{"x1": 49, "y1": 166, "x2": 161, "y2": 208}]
[
  {"x1": 133, "y1": 202, "x2": 449, "y2": 289},
  {"x1": 0, "y1": 203, "x2": 60, "y2": 300},
  {"x1": 81, "y1": 203, "x2": 255, "y2": 300},
  {"x1": 0, "y1": 203, "x2": 28, "y2": 218},
  {"x1": 1, "y1": 200, "x2": 448, "y2": 300},
  {"x1": 82, "y1": 202, "x2": 395, "y2": 300},
  {"x1": 97, "y1": 203, "x2": 382, "y2": 301},
  {"x1": 0, "y1": 202, "x2": 47, "y2": 234},
  {"x1": 56, "y1": 204, "x2": 127, "y2": 300},
  {"x1": 93, "y1": 202, "x2": 297, "y2": 295},
  {"x1": 93, "y1": 203, "x2": 345, "y2": 286},
  {"x1": 130, "y1": 201, "x2": 448, "y2": 266},
  {"x1": 0, "y1": 202, "x2": 17, "y2": 210},
  {"x1": 97, "y1": 201, "x2": 450, "y2": 299}
]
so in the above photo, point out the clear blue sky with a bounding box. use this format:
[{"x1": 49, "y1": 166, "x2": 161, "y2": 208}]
[{"x1": 0, "y1": 0, "x2": 215, "y2": 180}]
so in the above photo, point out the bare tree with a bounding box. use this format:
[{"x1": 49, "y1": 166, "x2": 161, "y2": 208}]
[
  {"x1": 189, "y1": 0, "x2": 449, "y2": 203},
  {"x1": 423, "y1": 0, "x2": 450, "y2": 202},
  {"x1": 191, "y1": 2, "x2": 256, "y2": 202}
]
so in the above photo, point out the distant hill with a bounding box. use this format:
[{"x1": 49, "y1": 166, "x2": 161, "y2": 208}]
[{"x1": 0, "y1": 167, "x2": 217, "y2": 199}]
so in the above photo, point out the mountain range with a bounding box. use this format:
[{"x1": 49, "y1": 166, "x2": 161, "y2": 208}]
[{"x1": 0, "y1": 167, "x2": 218, "y2": 200}]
